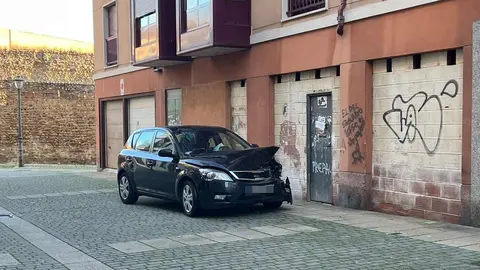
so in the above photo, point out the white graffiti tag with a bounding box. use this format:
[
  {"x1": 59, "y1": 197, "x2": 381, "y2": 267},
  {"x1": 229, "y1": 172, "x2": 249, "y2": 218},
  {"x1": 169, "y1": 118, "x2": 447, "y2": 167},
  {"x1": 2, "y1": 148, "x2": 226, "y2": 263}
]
[{"x1": 312, "y1": 161, "x2": 331, "y2": 175}]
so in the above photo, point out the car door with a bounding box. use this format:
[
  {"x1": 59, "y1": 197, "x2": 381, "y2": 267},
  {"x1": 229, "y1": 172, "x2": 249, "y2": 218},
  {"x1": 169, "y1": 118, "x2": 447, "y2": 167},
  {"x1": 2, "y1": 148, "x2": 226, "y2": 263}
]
[
  {"x1": 131, "y1": 130, "x2": 156, "y2": 191},
  {"x1": 150, "y1": 129, "x2": 179, "y2": 197}
]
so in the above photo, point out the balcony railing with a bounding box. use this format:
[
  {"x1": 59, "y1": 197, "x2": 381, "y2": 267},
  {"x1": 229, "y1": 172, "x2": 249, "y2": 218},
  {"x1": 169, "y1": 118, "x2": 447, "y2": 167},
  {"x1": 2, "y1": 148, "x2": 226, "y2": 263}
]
[{"x1": 287, "y1": 0, "x2": 326, "y2": 17}]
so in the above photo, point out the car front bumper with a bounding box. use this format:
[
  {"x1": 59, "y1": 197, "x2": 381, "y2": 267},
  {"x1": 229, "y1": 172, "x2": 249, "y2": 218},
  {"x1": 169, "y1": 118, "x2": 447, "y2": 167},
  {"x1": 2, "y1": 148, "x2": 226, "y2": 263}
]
[{"x1": 197, "y1": 177, "x2": 293, "y2": 210}]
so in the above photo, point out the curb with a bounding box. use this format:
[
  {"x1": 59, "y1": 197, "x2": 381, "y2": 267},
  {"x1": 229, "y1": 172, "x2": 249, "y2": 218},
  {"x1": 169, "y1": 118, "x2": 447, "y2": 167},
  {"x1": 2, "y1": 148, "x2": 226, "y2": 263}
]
[
  {"x1": 0, "y1": 164, "x2": 16, "y2": 168},
  {"x1": 0, "y1": 164, "x2": 97, "y2": 170}
]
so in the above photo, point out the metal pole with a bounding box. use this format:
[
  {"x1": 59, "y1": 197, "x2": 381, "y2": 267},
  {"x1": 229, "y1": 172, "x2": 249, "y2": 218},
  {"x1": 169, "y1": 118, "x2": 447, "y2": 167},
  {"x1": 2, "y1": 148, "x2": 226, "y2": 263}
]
[{"x1": 17, "y1": 88, "x2": 23, "y2": 167}]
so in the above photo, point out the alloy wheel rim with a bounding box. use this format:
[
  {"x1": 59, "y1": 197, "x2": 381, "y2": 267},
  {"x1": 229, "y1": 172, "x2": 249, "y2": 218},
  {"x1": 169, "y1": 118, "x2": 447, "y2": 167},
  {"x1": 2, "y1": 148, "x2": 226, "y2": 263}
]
[
  {"x1": 119, "y1": 176, "x2": 129, "y2": 199},
  {"x1": 182, "y1": 185, "x2": 193, "y2": 213}
]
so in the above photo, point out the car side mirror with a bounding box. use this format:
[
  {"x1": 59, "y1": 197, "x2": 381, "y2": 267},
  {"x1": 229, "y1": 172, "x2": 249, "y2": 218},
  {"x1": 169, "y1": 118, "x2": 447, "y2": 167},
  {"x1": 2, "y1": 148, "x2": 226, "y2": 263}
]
[
  {"x1": 251, "y1": 144, "x2": 259, "y2": 148},
  {"x1": 158, "y1": 149, "x2": 175, "y2": 158}
]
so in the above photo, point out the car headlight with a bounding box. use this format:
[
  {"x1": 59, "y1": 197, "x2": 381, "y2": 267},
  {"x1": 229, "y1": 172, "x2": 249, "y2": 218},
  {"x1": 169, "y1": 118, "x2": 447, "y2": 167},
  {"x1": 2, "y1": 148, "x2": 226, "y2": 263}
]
[{"x1": 199, "y1": 169, "x2": 233, "y2": 182}]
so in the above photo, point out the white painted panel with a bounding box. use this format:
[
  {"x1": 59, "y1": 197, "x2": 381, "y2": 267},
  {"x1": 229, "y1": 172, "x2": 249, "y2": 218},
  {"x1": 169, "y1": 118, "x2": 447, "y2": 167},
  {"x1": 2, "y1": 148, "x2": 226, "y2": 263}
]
[
  {"x1": 105, "y1": 100, "x2": 124, "y2": 169},
  {"x1": 128, "y1": 96, "x2": 155, "y2": 135}
]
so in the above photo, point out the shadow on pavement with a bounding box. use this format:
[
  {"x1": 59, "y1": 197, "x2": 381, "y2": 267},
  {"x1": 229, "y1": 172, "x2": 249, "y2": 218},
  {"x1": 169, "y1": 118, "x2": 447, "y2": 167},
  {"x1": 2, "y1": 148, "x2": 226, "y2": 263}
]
[{"x1": 135, "y1": 196, "x2": 293, "y2": 218}]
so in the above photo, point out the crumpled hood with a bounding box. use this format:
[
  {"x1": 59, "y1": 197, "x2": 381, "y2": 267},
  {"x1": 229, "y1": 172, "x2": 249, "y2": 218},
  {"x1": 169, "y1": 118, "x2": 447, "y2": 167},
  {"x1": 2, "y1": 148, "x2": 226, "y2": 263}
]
[{"x1": 183, "y1": 146, "x2": 280, "y2": 171}]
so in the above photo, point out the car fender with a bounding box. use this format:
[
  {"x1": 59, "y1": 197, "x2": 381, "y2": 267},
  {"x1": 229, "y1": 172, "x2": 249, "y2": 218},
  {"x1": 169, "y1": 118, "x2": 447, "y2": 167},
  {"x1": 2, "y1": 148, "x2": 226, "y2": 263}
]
[{"x1": 174, "y1": 163, "x2": 203, "y2": 200}]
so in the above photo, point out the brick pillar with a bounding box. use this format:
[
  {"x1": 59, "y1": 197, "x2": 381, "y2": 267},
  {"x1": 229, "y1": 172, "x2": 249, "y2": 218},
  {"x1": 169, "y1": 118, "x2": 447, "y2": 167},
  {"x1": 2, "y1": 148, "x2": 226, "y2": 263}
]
[
  {"x1": 95, "y1": 81, "x2": 102, "y2": 171},
  {"x1": 155, "y1": 89, "x2": 166, "y2": 127},
  {"x1": 246, "y1": 76, "x2": 274, "y2": 146},
  {"x1": 333, "y1": 61, "x2": 373, "y2": 210}
]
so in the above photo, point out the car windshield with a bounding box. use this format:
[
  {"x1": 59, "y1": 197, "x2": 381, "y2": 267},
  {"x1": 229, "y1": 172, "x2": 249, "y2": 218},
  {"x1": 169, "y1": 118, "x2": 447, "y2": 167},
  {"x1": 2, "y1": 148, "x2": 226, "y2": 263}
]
[{"x1": 171, "y1": 128, "x2": 252, "y2": 156}]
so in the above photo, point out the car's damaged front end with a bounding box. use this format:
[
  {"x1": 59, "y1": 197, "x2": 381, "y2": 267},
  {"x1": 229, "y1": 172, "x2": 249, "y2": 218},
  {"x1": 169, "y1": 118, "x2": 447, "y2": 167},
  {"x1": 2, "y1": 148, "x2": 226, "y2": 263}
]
[{"x1": 187, "y1": 146, "x2": 294, "y2": 209}]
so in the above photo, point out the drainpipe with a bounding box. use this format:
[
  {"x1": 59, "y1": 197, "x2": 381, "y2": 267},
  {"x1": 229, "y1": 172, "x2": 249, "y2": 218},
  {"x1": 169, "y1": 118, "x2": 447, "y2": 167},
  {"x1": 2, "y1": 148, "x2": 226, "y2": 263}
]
[{"x1": 337, "y1": 0, "x2": 347, "y2": 36}]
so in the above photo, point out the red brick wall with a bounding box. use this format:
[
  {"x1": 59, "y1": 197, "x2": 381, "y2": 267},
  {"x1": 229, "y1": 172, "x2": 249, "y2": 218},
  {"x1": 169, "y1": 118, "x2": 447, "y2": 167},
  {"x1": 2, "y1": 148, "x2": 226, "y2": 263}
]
[
  {"x1": 0, "y1": 82, "x2": 96, "y2": 164},
  {"x1": 0, "y1": 48, "x2": 95, "y2": 165}
]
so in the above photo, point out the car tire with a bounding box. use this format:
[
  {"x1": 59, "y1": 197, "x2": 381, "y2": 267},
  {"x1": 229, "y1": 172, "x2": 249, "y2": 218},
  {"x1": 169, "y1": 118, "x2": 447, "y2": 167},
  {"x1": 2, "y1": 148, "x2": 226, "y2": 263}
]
[
  {"x1": 263, "y1": 201, "x2": 283, "y2": 210},
  {"x1": 118, "y1": 173, "x2": 139, "y2": 205},
  {"x1": 181, "y1": 180, "x2": 201, "y2": 217}
]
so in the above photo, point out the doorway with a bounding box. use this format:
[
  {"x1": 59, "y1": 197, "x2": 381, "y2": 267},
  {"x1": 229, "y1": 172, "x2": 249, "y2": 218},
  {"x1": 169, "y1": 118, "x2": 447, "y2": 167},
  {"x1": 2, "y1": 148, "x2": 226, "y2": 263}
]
[{"x1": 307, "y1": 93, "x2": 333, "y2": 203}]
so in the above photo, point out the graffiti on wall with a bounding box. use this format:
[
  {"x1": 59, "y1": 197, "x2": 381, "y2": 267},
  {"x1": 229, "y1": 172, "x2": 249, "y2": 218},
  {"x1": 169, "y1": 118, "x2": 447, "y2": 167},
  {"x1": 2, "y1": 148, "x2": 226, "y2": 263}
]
[
  {"x1": 341, "y1": 103, "x2": 365, "y2": 164},
  {"x1": 383, "y1": 79, "x2": 459, "y2": 155}
]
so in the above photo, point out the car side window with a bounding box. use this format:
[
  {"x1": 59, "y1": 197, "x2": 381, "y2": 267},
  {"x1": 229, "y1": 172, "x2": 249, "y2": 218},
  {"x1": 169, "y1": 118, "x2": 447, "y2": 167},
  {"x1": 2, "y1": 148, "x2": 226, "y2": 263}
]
[
  {"x1": 126, "y1": 132, "x2": 140, "y2": 149},
  {"x1": 134, "y1": 131, "x2": 155, "y2": 152},
  {"x1": 152, "y1": 130, "x2": 174, "y2": 153}
]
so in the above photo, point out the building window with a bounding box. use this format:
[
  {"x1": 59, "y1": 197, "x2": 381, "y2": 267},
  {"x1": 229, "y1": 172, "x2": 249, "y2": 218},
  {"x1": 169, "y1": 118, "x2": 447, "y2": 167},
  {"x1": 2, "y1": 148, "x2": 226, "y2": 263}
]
[
  {"x1": 135, "y1": 12, "x2": 157, "y2": 48},
  {"x1": 166, "y1": 89, "x2": 182, "y2": 126},
  {"x1": 286, "y1": 0, "x2": 326, "y2": 17},
  {"x1": 104, "y1": 3, "x2": 118, "y2": 66},
  {"x1": 182, "y1": 0, "x2": 211, "y2": 32}
]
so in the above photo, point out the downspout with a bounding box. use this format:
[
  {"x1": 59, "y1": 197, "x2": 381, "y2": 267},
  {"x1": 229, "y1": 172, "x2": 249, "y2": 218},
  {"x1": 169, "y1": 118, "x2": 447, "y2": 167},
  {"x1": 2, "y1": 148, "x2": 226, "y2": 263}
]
[{"x1": 336, "y1": 0, "x2": 347, "y2": 36}]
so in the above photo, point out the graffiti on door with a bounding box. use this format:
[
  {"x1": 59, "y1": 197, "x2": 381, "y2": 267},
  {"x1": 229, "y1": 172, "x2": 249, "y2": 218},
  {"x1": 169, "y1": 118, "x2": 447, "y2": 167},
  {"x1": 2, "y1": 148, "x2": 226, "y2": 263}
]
[
  {"x1": 341, "y1": 103, "x2": 365, "y2": 164},
  {"x1": 383, "y1": 79, "x2": 459, "y2": 155}
]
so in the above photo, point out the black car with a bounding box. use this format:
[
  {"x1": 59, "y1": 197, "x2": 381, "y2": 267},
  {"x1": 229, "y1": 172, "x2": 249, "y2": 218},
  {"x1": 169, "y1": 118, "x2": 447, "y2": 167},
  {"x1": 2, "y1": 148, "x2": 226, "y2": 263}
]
[{"x1": 116, "y1": 125, "x2": 293, "y2": 217}]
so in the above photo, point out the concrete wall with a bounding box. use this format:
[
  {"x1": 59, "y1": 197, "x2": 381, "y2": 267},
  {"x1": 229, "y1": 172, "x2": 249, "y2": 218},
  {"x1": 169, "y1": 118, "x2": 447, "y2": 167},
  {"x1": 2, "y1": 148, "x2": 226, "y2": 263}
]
[
  {"x1": 274, "y1": 68, "x2": 341, "y2": 201},
  {"x1": 472, "y1": 21, "x2": 480, "y2": 227},
  {"x1": 252, "y1": 0, "x2": 384, "y2": 33},
  {"x1": 372, "y1": 50, "x2": 464, "y2": 223},
  {"x1": 230, "y1": 81, "x2": 247, "y2": 140}
]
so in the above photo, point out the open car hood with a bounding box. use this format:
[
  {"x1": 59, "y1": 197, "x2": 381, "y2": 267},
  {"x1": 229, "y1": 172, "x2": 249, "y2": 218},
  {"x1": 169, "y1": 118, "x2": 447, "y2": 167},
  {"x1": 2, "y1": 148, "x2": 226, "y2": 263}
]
[{"x1": 183, "y1": 146, "x2": 280, "y2": 171}]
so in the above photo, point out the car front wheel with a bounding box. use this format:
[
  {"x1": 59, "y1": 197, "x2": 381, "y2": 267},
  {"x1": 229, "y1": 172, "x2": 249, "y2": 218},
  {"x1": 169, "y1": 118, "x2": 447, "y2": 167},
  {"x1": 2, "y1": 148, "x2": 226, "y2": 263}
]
[
  {"x1": 118, "y1": 173, "x2": 139, "y2": 204},
  {"x1": 182, "y1": 181, "x2": 200, "y2": 217}
]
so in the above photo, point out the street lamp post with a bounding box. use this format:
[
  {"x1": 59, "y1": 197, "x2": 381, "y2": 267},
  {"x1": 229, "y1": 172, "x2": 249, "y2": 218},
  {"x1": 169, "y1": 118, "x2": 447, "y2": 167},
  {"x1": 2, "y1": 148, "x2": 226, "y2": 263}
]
[{"x1": 13, "y1": 76, "x2": 25, "y2": 168}]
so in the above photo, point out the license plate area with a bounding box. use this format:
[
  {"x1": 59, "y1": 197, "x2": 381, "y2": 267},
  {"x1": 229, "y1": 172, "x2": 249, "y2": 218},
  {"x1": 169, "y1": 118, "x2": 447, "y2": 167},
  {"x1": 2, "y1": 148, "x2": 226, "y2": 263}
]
[{"x1": 246, "y1": 184, "x2": 274, "y2": 195}]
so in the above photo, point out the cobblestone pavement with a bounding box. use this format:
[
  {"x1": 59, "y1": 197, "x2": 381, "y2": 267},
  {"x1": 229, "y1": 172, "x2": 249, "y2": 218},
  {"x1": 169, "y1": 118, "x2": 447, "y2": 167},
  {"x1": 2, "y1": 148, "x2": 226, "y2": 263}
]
[{"x1": 1, "y1": 168, "x2": 480, "y2": 270}]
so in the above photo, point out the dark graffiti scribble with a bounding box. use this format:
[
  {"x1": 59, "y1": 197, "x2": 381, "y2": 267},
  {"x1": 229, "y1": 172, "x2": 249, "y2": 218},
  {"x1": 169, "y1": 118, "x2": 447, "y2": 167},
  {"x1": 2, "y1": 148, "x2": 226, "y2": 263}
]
[
  {"x1": 341, "y1": 103, "x2": 365, "y2": 164},
  {"x1": 440, "y1": 79, "x2": 459, "y2": 98},
  {"x1": 383, "y1": 79, "x2": 458, "y2": 155}
]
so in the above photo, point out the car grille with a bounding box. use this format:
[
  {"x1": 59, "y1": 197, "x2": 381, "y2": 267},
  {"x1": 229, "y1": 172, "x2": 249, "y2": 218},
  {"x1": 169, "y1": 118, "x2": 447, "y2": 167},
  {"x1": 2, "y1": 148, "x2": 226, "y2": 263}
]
[{"x1": 231, "y1": 169, "x2": 271, "y2": 181}]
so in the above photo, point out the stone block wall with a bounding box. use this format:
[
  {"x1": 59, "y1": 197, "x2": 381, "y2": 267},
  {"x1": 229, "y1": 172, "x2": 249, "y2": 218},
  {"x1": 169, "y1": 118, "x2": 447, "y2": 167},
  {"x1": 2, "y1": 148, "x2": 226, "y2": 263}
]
[
  {"x1": 372, "y1": 50, "x2": 464, "y2": 222},
  {"x1": 230, "y1": 80, "x2": 247, "y2": 140},
  {"x1": 0, "y1": 48, "x2": 95, "y2": 165},
  {"x1": 274, "y1": 68, "x2": 341, "y2": 201}
]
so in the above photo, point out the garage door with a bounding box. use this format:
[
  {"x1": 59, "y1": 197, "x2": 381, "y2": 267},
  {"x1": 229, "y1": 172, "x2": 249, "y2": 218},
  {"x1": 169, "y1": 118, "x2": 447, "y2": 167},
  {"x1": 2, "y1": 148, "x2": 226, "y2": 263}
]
[
  {"x1": 105, "y1": 100, "x2": 124, "y2": 169},
  {"x1": 128, "y1": 96, "x2": 155, "y2": 135}
]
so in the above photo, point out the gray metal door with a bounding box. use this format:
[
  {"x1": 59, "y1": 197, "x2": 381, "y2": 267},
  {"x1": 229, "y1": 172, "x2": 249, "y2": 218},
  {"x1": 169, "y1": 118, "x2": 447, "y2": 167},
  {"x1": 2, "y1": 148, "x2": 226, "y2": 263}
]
[{"x1": 308, "y1": 93, "x2": 333, "y2": 203}]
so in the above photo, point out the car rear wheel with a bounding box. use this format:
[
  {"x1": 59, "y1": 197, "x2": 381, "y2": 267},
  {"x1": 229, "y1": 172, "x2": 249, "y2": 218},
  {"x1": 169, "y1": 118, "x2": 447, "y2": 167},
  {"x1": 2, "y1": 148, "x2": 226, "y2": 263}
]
[
  {"x1": 263, "y1": 201, "x2": 283, "y2": 210},
  {"x1": 118, "y1": 173, "x2": 139, "y2": 204},
  {"x1": 182, "y1": 181, "x2": 200, "y2": 217}
]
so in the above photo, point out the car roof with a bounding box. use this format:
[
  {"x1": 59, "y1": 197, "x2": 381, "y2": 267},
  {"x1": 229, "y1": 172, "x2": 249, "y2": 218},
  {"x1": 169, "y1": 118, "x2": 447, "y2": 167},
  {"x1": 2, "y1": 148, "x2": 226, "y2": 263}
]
[
  {"x1": 131, "y1": 125, "x2": 230, "y2": 134},
  {"x1": 166, "y1": 125, "x2": 229, "y2": 131}
]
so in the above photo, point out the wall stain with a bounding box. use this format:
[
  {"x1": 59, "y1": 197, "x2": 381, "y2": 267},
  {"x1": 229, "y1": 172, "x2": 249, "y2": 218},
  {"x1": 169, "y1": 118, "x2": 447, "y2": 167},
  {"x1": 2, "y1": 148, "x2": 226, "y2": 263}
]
[{"x1": 280, "y1": 120, "x2": 301, "y2": 167}]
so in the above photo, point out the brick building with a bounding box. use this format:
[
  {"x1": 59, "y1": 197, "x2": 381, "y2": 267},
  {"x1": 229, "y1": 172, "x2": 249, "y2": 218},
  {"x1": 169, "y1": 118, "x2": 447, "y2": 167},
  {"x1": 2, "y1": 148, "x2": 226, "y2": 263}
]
[
  {"x1": 0, "y1": 28, "x2": 95, "y2": 165},
  {"x1": 92, "y1": 0, "x2": 480, "y2": 226}
]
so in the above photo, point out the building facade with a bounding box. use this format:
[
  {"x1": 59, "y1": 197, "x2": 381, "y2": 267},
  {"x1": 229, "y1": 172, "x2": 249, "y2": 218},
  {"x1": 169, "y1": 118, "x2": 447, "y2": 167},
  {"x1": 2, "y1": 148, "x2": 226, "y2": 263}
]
[{"x1": 93, "y1": 0, "x2": 480, "y2": 226}]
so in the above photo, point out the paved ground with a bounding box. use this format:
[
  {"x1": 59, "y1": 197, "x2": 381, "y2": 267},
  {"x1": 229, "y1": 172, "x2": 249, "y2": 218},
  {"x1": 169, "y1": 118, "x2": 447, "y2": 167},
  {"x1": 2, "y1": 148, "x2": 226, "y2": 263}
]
[{"x1": 1, "y1": 168, "x2": 480, "y2": 270}]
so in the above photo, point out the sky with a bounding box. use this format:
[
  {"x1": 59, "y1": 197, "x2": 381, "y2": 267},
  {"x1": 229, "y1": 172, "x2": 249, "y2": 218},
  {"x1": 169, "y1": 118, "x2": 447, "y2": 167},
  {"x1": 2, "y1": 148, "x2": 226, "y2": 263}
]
[{"x1": 0, "y1": 0, "x2": 94, "y2": 43}]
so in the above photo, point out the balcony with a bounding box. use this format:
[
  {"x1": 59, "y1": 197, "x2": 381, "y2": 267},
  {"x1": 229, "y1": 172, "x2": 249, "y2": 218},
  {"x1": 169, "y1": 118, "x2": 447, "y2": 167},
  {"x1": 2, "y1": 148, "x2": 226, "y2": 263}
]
[
  {"x1": 132, "y1": 0, "x2": 190, "y2": 68},
  {"x1": 176, "y1": 0, "x2": 251, "y2": 57},
  {"x1": 286, "y1": 0, "x2": 326, "y2": 17}
]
